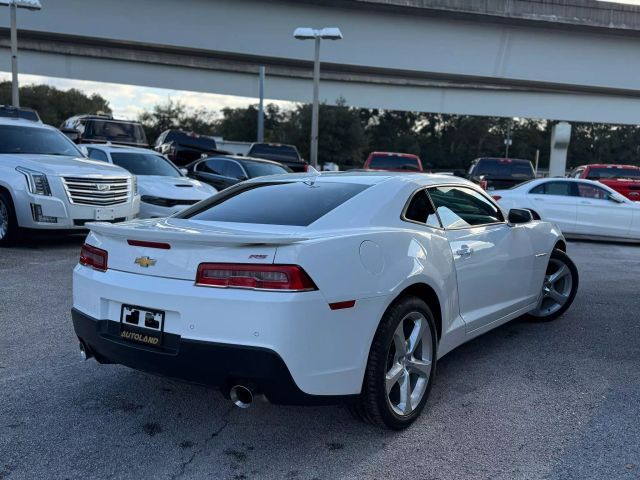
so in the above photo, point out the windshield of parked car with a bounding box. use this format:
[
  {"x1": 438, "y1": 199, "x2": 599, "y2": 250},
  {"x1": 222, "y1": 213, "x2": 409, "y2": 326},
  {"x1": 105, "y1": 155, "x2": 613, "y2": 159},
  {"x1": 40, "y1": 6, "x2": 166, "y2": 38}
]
[
  {"x1": 183, "y1": 181, "x2": 369, "y2": 226},
  {"x1": 0, "y1": 125, "x2": 82, "y2": 156},
  {"x1": 110, "y1": 152, "x2": 182, "y2": 177},
  {"x1": 368, "y1": 155, "x2": 420, "y2": 170},
  {"x1": 83, "y1": 120, "x2": 148, "y2": 145},
  {"x1": 586, "y1": 167, "x2": 640, "y2": 179},
  {"x1": 243, "y1": 160, "x2": 289, "y2": 177},
  {"x1": 248, "y1": 144, "x2": 300, "y2": 162},
  {"x1": 474, "y1": 159, "x2": 534, "y2": 178}
]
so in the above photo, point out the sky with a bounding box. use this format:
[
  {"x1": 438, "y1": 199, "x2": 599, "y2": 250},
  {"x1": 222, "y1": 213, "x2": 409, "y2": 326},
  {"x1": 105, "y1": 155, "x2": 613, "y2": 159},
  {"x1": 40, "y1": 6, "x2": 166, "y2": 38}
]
[{"x1": 0, "y1": 72, "x2": 294, "y2": 120}]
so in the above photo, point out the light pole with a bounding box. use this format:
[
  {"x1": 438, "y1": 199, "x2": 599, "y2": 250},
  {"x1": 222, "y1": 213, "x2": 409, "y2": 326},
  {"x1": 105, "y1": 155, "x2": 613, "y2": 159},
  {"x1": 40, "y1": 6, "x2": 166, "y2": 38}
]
[
  {"x1": 293, "y1": 27, "x2": 342, "y2": 168},
  {"x1": 1, "y1": 0, "x2": 42, "y2": 107}
]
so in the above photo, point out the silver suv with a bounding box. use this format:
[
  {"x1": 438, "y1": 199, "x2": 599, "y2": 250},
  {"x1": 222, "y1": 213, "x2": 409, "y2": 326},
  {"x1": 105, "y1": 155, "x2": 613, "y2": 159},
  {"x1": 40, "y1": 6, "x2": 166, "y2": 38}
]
[{"x1": 0, "y1": 115, "x2": 140, "y2": 246}]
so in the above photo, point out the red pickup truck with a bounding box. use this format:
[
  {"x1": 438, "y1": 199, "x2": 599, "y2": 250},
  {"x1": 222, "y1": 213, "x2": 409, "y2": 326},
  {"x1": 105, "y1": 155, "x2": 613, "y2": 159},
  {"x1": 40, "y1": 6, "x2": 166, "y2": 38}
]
[{"x1": 569, "y1": 164, "x2": 640, "y2": 201}]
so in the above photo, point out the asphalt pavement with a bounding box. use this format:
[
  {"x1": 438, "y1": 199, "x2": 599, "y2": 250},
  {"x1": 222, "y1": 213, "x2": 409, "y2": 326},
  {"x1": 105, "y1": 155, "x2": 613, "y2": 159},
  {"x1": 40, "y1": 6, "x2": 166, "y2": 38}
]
[{"x1": 0, "y1": 236, "x2": 639, "y2": 480}]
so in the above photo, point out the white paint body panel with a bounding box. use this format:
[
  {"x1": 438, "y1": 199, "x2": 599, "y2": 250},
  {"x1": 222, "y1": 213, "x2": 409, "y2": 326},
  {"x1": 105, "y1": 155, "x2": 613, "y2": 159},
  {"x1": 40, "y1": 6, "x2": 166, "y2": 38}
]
[{"x1": 73, "y1": 173, "x2": 565, "y2": 396}]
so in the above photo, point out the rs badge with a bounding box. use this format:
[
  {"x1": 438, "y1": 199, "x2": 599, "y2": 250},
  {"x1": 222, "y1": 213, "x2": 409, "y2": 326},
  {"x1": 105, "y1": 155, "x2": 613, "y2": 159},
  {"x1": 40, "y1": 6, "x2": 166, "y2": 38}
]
[{"x1": 135, "y1": 256, "x2": 156, "y2": 268}]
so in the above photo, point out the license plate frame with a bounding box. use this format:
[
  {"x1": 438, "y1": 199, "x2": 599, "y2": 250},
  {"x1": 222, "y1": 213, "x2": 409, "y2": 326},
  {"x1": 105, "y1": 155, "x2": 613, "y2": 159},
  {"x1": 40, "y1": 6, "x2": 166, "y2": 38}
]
[
  {"x1": 119, "y1": 304, "x2": 165, "y2": 347},
  {"x1": 95, "y1": 208, "x2": 116, "y2": 221}
]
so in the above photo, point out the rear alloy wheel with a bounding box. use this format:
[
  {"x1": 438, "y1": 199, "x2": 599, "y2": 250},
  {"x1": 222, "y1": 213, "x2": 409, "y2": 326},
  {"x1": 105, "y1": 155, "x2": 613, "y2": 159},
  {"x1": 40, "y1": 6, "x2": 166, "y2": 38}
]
[
  {"x1": 526, "y1": 248, "x2": 578, "y2": 321},
  {"x1": 350, "y1": 296, "x2": 437, "y2": 430},
  {"x1": 0, "y1": 191, "x2": 19, "y2": 247}
]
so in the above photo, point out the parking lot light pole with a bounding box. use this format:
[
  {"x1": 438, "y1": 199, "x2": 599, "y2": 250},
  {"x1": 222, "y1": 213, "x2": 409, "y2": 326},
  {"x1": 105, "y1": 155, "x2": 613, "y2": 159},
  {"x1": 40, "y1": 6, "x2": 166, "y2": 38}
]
[
  {"x1": 293, "y1": 27, "x2": 343, "y2": 168},
  {"x1": 1, "y1": 0, "x2": 42, "y2": 107}
]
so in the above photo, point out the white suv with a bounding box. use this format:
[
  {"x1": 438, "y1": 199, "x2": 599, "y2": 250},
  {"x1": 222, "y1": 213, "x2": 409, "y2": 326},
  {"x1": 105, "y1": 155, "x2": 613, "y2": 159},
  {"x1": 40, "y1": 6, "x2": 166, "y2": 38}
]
[{"x1": 0, "y1": 116, "x2": 140, "y2": 246}]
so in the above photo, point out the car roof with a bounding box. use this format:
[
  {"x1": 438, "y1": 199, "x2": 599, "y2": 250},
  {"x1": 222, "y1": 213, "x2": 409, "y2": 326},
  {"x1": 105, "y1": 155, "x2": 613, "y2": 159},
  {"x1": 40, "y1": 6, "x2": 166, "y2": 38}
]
[
  {"x1": 203, "y1": 154, "x2": 287, "y2": 166},
  {"x1": 369, "y1": 151, "x2": 420, "y2": 158},
  {"x1": 0, "y1": 116, "x2": 54, "y2": 129},
  {"x1": 247, "y1": 171, "x2": 471, "y2": 187},
  {"x1": 578, "y1": 164, "x2": 640, "y2": 169},
  {"x1": 475, "y1": 157, "x2": 531, "y2": 163}
]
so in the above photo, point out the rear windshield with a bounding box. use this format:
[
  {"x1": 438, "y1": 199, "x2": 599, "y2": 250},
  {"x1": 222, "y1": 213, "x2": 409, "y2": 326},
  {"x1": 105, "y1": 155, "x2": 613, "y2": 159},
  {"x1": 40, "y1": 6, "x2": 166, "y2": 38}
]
[
  {"x1": 83, "y1": 120, "x2": 148, "y2": 145},
  {"x1": 166, "y1": 131, "x2": 217, "y2": 151},
  {"x1": 248, "y1": 144, "x2": 300, "y2": 162},
  {"x1": 0, "y1": 125, "x2": 81, "y2": 156},
  {"x1": 368, "y1": 155, "x2": 420, "y2": 170},
  {"x1": 184, "y1": 181, "x2": 369, "y2": 226},
  {"x1": 111, "y1": 152, "x2": 181, "y2": 177},
  {"x1": 474, "y1": 159, "x2": 534, "y2": 178},
  {"x1": 586, "y1": 167, "x2": 640, "y2": 179},
  {"x1": 0, "y1": 108, "x2": 40, "y2": 122}
]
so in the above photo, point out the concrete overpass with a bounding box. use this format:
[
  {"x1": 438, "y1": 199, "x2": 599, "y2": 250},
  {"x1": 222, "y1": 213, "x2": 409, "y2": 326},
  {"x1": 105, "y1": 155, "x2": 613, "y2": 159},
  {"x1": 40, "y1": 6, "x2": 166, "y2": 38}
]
[{"x1": 2, "y1": 0, "x2": 640, "y2": 125}]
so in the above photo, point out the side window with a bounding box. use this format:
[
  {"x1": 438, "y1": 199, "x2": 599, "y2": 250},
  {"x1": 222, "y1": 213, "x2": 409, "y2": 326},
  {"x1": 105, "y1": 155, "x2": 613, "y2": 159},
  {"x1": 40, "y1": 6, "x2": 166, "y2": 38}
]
[
  {"x1": 87, "y1": 148, "x2": 108, "y2": 162},
  {"x1": 428, "y1": 186, "x2": 504, "y2": 229},
  {"x1": 404, "y1": 189, "x2": 441, "y2": 228},
  {"x1": 577, "y1": 183, "x2": 609, "y2": 200},
  {"x1": 200, "y1": 159, "x2": 226, "y2": 175},
  {"x1": 225, "y1": 161, "x2": 245, "y2": 179},
  {"x1": 530, "y1": 181, "x2": 574, "y2": 196}
]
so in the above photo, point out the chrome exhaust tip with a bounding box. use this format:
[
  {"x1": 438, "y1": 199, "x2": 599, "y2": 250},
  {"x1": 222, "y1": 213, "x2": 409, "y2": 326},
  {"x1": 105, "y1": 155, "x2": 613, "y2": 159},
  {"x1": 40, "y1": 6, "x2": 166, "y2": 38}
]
[{"x1": 229, "y1": 385, "x2": 253, "y2": 409}]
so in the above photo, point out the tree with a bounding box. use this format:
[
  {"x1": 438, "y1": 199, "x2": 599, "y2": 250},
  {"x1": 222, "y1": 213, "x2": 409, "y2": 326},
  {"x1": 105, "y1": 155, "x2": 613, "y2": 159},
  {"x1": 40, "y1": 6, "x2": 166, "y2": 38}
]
[
  {"x1": 214, "y1": 103, "x2": 284, "y2": 143},
  {"x1": 0, "y1": 81, "x2": 111, "y2": 127},
  {"x1": 138, "y1": 100, "x2": 216, "y2": 143}
]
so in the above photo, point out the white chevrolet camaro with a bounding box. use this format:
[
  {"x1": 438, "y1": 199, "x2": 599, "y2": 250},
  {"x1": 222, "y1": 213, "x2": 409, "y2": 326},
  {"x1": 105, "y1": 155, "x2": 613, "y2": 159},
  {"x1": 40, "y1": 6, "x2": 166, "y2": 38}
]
[{"x1": 72, "y1": 172, "x2": 579, "y2": 429}]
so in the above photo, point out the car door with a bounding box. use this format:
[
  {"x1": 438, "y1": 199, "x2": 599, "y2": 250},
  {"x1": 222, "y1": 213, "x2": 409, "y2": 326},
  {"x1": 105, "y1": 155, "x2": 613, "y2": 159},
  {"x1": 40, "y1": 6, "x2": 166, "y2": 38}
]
[
  {"x1": 526, "y1": 181, "x2": 579, "y2": 234},
  {"x1": 191, "y1": 159, "x2": 235, "y2": 190},
  {"x1": 574, "y1": 182, "x2": 633, "y2": 239},
  {"x1": 428, "y1": 185, "x2": 537, "y2": 333}
]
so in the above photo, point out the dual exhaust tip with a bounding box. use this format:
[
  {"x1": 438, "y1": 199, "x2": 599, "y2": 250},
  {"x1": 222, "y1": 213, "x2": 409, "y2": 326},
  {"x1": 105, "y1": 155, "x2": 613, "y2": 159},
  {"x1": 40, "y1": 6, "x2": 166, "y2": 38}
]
[{"x1": 80, "y1": 341, "x2": 256, "y2": 409}]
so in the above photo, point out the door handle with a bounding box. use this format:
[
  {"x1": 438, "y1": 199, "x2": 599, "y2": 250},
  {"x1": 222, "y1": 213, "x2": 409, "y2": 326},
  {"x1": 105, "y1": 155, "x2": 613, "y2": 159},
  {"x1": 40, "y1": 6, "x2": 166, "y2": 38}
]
[{"x1": 456, "y1": 245, "x2": 474, "y2": 258}]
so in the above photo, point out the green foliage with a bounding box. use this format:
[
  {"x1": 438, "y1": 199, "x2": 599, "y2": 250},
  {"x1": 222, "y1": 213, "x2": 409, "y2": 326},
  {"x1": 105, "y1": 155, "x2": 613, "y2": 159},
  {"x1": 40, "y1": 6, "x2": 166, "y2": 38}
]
[{"x1": 0, "y1": 81, "x2": 111, "y2": 127}]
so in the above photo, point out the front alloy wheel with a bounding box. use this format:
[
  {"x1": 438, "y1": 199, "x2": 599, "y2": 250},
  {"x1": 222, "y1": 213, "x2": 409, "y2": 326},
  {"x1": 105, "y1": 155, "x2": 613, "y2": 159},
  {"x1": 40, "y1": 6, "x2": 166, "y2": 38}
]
[
  {"x1": 0, "y1": 191, "x2": 18, "y2": 247},
  {"x1": 350, "y1": 296, "x2": 437, "y2": 430},
  {"x1": 527, "y1": 248, "x2": 579, "y2": 321}
]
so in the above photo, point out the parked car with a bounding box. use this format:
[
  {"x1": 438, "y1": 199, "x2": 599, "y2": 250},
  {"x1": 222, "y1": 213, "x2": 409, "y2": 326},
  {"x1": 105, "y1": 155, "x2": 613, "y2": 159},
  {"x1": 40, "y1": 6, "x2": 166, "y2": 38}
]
[
  {"x1": 0, "y1": 105, "x2": 41, "y2": 122},
  {"x1": 0, "y1": 116, "x2": 139, "y2": 246},
  {"x1": 569, "y1": 164, "x2": 640, "y2": 201},
  {"x1": 185, "y1": 155, "x2": 290, "y2": 191},
  {"x1": 493, "y1": 178, "x2": 640, "y2": 242},
  {"x1": 60, "y1": 114, "x2": 149, "y2": 147},
  {"x1": 71, "y1": 172, "x2": 578, "y2": 429},
  {"x1": 85, "y1": 144, "x2": 216, "y2": 219},
  {"x1": 466, "y1": 157, "x2": 535, "y2": 190},
  {"x1": 154, "y1": 129, "x2": 226, "y2": 166},
  {"x1": 363, "y1": 152, "x2": 424, "y2": 172},
  {"x1": 246, "y1": 143, "x2": 307, "y2": 172}
]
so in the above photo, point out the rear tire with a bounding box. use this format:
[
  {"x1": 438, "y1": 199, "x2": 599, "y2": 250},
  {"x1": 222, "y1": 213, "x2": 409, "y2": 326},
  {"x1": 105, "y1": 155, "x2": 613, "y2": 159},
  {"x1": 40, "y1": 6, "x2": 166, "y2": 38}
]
[
  {"x1": 525, "y1": 248, "x2": 578, "y2": 322},
  {"x1": 0, "y1": 190, "x2": 19, "y2": 247},
  {"x1": 350, "y1": 296, "x2": 437, "y2": 430}
]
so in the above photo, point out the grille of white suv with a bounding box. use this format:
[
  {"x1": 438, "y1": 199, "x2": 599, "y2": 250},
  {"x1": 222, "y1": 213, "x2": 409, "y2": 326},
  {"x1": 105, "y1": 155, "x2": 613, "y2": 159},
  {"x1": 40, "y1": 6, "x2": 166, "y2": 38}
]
[{"x1": 62, "y1": 177, "x2": 131, "y2": 206}]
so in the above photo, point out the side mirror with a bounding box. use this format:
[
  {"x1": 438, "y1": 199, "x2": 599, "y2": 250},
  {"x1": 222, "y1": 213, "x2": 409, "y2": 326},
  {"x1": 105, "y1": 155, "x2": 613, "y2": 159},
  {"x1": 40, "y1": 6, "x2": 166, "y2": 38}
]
[
  {"x1": 61, "y1": 128, "x2": 80, "y2": 143},
  {"x1": 508, "y1": 208, "x2": 533, "y2": 226},
  {"x1": 179, "y1": 168, "x2": 188, "y2": 175},
  {"x1": 608, "y1": 193, "x2": 625, "y2": 204},
  {"x1": 78, "y1": 145, "x2": 89, "y2": 157}
]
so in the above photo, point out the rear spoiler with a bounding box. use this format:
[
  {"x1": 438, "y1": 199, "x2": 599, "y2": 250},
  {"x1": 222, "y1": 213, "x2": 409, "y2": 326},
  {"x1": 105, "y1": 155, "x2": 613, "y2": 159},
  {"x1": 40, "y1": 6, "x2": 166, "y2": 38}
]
[{"x1": 87, "y1": 220, "x2": 308, "y2": 246}]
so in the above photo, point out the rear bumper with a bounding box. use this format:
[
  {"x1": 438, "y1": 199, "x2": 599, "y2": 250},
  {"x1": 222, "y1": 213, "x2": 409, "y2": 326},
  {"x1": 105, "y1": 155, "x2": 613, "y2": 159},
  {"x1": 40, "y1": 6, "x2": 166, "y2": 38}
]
[{"x1": 72, "y1": 308, "x2": 355, "y2": 405}]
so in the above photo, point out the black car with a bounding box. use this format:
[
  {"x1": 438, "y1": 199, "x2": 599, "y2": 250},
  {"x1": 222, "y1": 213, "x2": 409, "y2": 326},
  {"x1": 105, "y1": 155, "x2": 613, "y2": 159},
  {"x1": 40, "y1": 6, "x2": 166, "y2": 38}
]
[
  {"x1": 155, "y1": 129, "x2": 228, "y2": 166},
  {"x1": 185, "y1": 155, "x2": 291, "y2": 190},
  {"x1": 0, "y1": 105, "x2": 41, "y2": 122},
  {"x1": 246, "y1": 143, "x2": 308, "y2": 172},
  {"x1": 466, "y1": 157, "x2": 535, "y2": 190},
  {"x1": 60, "y1": 114, "x2": 148, "y2": 147}
]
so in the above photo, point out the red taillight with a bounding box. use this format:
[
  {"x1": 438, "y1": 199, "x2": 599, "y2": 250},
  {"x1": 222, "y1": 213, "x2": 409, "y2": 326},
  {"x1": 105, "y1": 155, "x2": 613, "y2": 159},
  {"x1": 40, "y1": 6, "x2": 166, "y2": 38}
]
[
  {"x1": 80, "y1": 243, "x2": 108, "y2": 272},
  {"x1": 195, "y1": 263, "x2": 317, "y2": 291},
  {"x1": 492, "y1": 195, "x2": 502, "y2": 201}
]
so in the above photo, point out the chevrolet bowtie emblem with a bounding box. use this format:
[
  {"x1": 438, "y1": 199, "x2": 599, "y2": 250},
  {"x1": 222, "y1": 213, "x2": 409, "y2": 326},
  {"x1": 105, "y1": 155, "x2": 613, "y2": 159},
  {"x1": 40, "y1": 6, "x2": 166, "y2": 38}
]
[{"x1": 135, "y1": 256, "x2": 156, "y2": 268}]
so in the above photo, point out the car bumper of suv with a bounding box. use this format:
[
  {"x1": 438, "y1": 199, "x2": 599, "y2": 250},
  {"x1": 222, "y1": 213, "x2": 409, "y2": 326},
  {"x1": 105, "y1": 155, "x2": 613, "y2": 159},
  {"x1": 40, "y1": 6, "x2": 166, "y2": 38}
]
[
  {"x1": 71, "y1": 308, "x2": 356, "y2": 406},
  {"x1": 16, "y1": 193, "x2": 139, "y2": 230}
]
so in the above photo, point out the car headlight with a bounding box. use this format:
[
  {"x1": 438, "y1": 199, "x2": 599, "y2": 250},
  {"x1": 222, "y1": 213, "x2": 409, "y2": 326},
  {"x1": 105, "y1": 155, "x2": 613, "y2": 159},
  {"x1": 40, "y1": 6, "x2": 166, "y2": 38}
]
[{"x1": 16, "y1": 167, "x2": 51, "y2": 196}]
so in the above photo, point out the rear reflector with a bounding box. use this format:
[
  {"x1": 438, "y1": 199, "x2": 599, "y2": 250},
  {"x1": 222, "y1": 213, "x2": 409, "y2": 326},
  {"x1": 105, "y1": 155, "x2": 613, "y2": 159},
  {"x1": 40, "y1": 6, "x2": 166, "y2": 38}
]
[
  {"x1": 329, "y1": 300, "x2": 356, "y2": 310},
  {"x1": 80, "y1": 243, "x2": 108, "y2": 272},
  {"x1": 127, "y1": 239, "x2": 171, "y2": 250},
  {"x1": 196, "y1": 263, "x2": 317, "y2": 291}
]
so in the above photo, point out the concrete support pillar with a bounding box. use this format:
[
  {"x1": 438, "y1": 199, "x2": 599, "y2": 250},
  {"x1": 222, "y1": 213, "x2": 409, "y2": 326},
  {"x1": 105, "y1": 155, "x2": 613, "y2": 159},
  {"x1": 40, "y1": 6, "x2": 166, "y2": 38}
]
[{"x1": 549, "y1": 122, "x2": 571, "y2": 177}]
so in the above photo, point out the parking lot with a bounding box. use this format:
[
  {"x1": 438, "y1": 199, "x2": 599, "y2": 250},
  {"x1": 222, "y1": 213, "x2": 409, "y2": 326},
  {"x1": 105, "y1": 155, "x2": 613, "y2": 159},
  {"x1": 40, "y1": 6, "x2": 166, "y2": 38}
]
[{"x1": 0, "y1": 238, "x2": 638, "y2": 480}]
